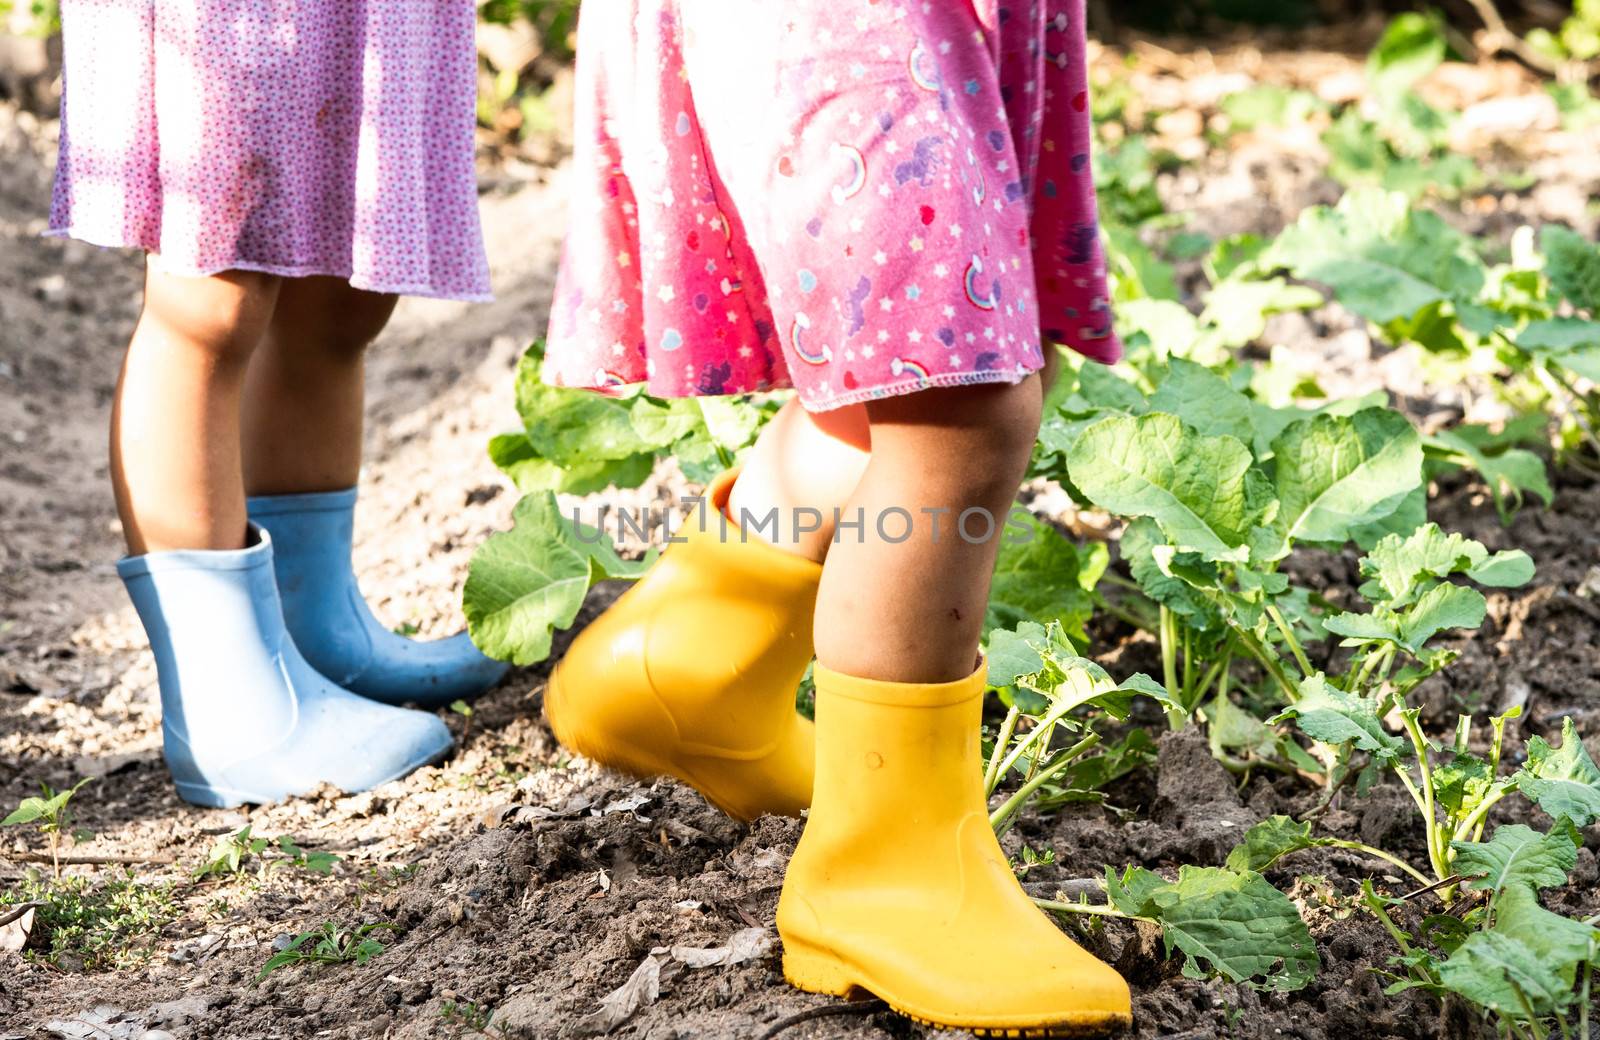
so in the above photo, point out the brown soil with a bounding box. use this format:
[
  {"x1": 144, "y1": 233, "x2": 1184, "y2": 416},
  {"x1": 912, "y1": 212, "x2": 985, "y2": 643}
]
[{"x1": 3, "y1": 35, "x2": 1600, "y2": 1040}]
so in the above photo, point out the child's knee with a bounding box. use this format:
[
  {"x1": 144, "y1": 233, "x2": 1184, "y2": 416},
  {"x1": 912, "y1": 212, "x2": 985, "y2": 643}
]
[
  {"x1": 273, "y1": 279, "x2": 398, "y2": 363},
  {"x1": 868, "y1": 375, "x2": 1043, "y2": 471},
  {"x1": 141, "y1": 268, "x2": 281, "y2": 367}
]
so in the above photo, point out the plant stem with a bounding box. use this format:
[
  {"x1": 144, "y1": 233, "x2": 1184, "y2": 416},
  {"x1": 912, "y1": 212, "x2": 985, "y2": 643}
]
[
  {"x1": 1097, "y1": 595, "x2": 1155, "y2": 633},
  {"x1": 1267, "y1": 604, "x2": 1313, "y2": 679},
  {"x1": 1325, "y1": 839, "x2": 1433, "y2": 888},
  {"x1": 49, "y1": 831, "x2": 60, "y2": 882},
  {"x1": 1510, "y1": 981, "x2": 1547, "y2": 1040},
  {"x1": 991, "y1": 733, "x2": 1101, "y2": 837},
  {"x1": 1452, "y1": 788, "x2": 1509, "y2": 846},
  {"x1": 1034, "y1": 897, "x2": 1152, "y2": 923},
  {"x1": 1160, "y1": 607, "x2": 1185, "y2": 730},
  {"x1": 1362, "y1": 886, "x2": 1435, "y2": 988},
  {"x1": 1236, "y1": 630, "x2": 1301, "y2": 704},
  {"x1": 1400, "y1": 714, "x2": 1448, "y2": 883},
  {"x1": 1535, "y1": 363, "x2": 1600, "y2": 460},
  {"x1": 984, "y1": 706, "x2": 1021, "y2": 798}
]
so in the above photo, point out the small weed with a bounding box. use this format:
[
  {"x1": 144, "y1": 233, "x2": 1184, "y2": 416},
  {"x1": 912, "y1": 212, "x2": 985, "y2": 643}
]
[
  {"x1": 3, "y1": 777, "x2": 94, "y2": 880},
  {"x1": 440, "y1": 999, "x2": 504, "y2": 1037},
  {"x1": 1011, "y1": 845, "x2": 1057, "y2": 877},
  {"x1": 0, "y1": 871, "x2": 176, "y2": 970},
  {"x1": 258, "y1": 921, "x2": 398, "y2": 982},
  {"x1": 194, "y1": 824, "x2": 268, "y2": 879},
  {"x1": 451, "y1": 699, "x2": 476, "y2": 743},
  {"x1": 194, "y1": 825, "x2": 340, "y2": 880}
]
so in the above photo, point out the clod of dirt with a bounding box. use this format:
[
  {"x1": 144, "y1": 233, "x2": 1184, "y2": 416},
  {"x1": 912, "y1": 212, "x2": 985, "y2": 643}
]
[{"x1": 1135, "y1": 729, "x2": 1260, "y2": 866}]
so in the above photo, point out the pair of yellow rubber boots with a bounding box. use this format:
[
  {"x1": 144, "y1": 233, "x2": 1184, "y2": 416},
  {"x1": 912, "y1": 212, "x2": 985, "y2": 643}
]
[{"x1": 545, "y1": 473, "x2": 1131, "y2": 1036}]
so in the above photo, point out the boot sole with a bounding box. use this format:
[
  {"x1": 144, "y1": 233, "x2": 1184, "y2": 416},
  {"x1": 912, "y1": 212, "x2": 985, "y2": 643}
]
[
  {"x1": 782, "y1": 941, "x2": 1131, "y2": 1038},
  {"x1": 544, "y1": 664, "x2": 752, "y2": 821}
]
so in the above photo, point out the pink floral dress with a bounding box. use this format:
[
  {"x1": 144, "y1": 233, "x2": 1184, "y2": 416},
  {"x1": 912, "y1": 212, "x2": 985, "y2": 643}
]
[
  {"x1": 47, "y1": 0, "x2": 490, "y2": 302},
  {"x1": 544, "y1": 0, "x2": 1117, "y2": 411}
]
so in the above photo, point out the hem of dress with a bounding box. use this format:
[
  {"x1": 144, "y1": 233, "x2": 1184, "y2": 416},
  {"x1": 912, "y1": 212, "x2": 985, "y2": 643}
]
[
  {"x1": 547, "y1": 365, "x2": 1041, "y2": 413},
  {"x1": 41, "y1": 226, "x2": 494, "y2": 303},
  {"x1": 798, "y1": 367, "x2": 1039, "y2": 412}
]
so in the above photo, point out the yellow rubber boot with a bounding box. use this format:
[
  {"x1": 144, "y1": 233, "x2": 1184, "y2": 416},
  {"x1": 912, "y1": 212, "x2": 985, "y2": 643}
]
[
  {"x1": 544, "y1": 472, "x2": 819, "y2": 821},
  {"x1": 778, "y1": 661, "x2": 1133, "y2": 1037}
]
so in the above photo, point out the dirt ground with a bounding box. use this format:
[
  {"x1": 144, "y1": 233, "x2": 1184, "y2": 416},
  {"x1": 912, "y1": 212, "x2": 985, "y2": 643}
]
[{"x1": 3, "y1": 31, "x2": 1600, "y2": 1040}]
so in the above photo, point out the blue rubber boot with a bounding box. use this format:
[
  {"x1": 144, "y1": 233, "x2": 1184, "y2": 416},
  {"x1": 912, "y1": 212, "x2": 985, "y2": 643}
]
[
  {"x1": 247, "y1": 488, "x2": 509, "y2": 708},
  {"x1": 118, "y1": 527, "x2": 455, "y2": 808}
]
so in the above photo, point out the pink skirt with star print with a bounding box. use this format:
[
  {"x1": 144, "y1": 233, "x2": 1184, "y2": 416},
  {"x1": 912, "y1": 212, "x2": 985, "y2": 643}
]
[{"x1": 543, "y1": 0, "x2": 1118, "y2": 411}]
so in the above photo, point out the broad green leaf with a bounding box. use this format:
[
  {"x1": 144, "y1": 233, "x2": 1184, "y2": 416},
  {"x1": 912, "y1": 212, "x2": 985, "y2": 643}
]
[
  {"x1": 1120, "y1": 518, "x2": 1223, "y2": 629},
  {"x1": 1273, "y1": 676, "x2": 1406, "y2": 764},
  {"x1": 1357, "y1": 523, "x2": 1533, "y2": 605},
  {"x1": 1322, "y1": 609, "x2": 1400, "y2": 646},
  {"x1": 1104, "y1": 865, "x2": 1168, "y2": 915},
  {"x1": 1198, "y1": 278, "x2": 1323, "y2": 350},
  {"x1": 1517, "y1": 316, "x2": 1600, "y2": 353},
  {"x1": 1433, "y1": 752, "x2": 1497, "y2": 818},
  {"x1": 1106, "y1": 865, "x2": 1318, "y2": 991},
  {"x1": 1489, "y1": 885, "x2": 1598, "y2": 985},
  {"x1": 514, "y1": 352, "x2": 653, "y2": 468},
  {"x1": 1426, "y1": 429, "x2": 1553, "y2": 524},
  {"x1": 1542, "y1": 224, "x2": 1600, "y2": 313},
  {"x1": 1296, "y1": 258, "x2": 1446, "y2": 325},
  {"x1": 464, "y1": 492, "x2": 641, "y2": 666},
  {"x1": 1268, "y1": 189, "x2": 1485, "y2": 323},
  {"x1": 1226, "y1": 816, "x2": 1326, "y2": 874},
  {"x1": 488, "y1": 433, "x2": 655, "y2": 496},
  {"x1": 986, "y1": 514, "x2": 1107, "y2": 643},
  {"x1": 2, "y1": 800, "x2": 46, "y2": 826},
  {"x1": 1437, "y1": 887, "x2": 1598, "y2": 1018},
  {"x1": 1466, "y1": 550, "x2": 1536, "y2": 588},
  {"x1": 1400, "y1": 583, "x2": 1487, "y2": 651},
  {"x1": 1150, "y1": 359, "x2": 1254, "y2": 444},
  {"x1": 1516, "y1": 718, "x2": 1600, "y2": 826},
  {"x1": 1077, "y1": 362, "x2": 1150, "y2": 414},
  {"x1": 1069, "y1": 414, "x2": 1258, "y2": 562},
  {"x1": 1270, "y1": 409, "x2": 1422, "y2": 550},
  {"x1": 695, "y1": 397, "x2": 765, "y2": 452},
  {"x1": 1359, "y1": 523, "x2": 1483, "y2": 603},
  {"x1": 1367, "y1": 12, "x2": 1446, "y2": 102},
  {"x1": 986, "y1": 625, "x2": 1047, "y2": 689},
  {"x1": 1350, "y1": 485, "x2": 1427, "y2": 552},
  {"x1": 1450, "y1": 821, "x2": 1579, "y2": 896},
  {"x1": 1438, "y1": 931, "x2": 1578, "y2": 1017},
  {"x1": 629, "y1": 398, "x2": 704, "y2": 448},
  {"x1": 1210, "y1": 696, "x2": 1276, "y2": 758}
]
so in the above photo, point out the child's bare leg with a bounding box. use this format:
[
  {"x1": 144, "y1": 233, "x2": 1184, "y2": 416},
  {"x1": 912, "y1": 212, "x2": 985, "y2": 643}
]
[
  {"x1": 726, "y1": 399, "x2": 871, "y2": 561},
  {"x1": 812, "y1": 377, "x2": 1044, "y2": 683},
  {"x1": 241, "y1": 276, "x2": 397, "y2": 495},
  {"x1": 111, "y1": 267, "x2": 282, "y2": 555}
]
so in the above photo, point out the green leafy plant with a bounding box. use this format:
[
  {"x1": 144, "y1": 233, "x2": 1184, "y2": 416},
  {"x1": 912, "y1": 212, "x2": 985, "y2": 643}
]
[
  {"x1": 983, "y1": 620, "x2": 1169, "y2": 832},
  {"x1": 1269, "y1": 186, "x2": 1600, "y2": 475},
  {"x1": 0, "y1": 872, "x2": 176, "y2": 970},
  {"x1": 3, "y1": 777, "x2": 93, "y2": 880},
  {"x1": 1322, "y1": 14, "x2": 1485, "y2": 201},
  {"x1": 194, "y1": 826, "x2": 339, "y2": 880},
  {"x1": 1038, "y1": 860, "x2": 1319, "y2": 992},
  {"x1": 258, "y1": 921, "x2": 398, "y2": 982},
  {"x1": 491, "y1": 344, "x2": 775, "y2": 495},
  {"x1": 464, "y1": 344, "x2": 781, "y2": 666},
  {"x1": 1239, "y1": 716, "x2": 1600, "y2": 1031},
  {"x1": 440, "y1": 1000, "x2": 505, "y2": 1038}
]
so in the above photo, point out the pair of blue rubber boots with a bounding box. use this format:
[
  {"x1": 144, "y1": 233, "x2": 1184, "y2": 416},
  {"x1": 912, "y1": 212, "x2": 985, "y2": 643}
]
[{"x1": 118, "y1": 489, "x2": 508, "y2": 808}]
